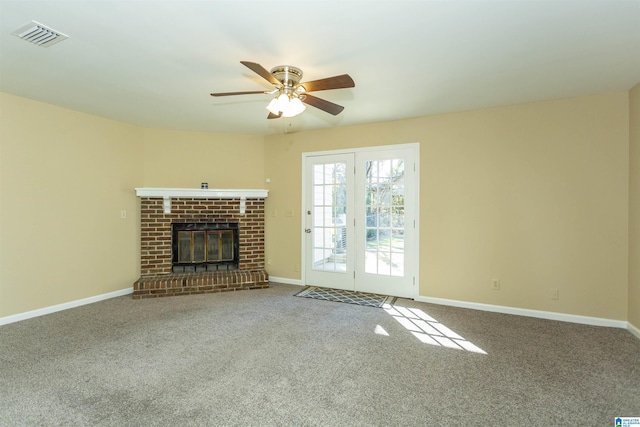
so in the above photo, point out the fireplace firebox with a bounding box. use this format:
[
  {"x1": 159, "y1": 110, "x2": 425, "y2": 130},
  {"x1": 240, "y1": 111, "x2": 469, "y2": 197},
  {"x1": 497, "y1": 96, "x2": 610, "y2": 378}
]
[{"x1": 171, "y1": 222, "x2": 239, "y2": 273}]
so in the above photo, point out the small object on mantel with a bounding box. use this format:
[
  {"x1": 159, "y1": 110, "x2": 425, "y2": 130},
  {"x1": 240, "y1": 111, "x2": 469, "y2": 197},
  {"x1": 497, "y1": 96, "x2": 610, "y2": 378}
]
[{"x1": 201, "y1": 182, "x2": 208, "y2": 189}]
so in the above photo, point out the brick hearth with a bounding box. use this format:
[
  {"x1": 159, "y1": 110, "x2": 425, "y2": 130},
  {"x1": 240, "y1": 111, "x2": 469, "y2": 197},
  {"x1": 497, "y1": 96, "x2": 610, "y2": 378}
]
[{"x1": 133, "y1": 190, "x2": 268, "y2": 299}]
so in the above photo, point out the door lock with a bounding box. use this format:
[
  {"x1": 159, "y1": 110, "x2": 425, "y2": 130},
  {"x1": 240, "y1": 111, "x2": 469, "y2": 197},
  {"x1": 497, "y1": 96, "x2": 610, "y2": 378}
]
[{"x1": 305, "y1": 228, "x2": 311, "y2": 233}]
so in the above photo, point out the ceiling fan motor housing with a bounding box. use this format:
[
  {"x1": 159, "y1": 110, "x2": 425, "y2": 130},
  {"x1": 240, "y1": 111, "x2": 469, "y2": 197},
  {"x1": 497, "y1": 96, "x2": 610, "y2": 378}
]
[{"x1": 270, "y1": 65, "x2": 303, "y2": 91}]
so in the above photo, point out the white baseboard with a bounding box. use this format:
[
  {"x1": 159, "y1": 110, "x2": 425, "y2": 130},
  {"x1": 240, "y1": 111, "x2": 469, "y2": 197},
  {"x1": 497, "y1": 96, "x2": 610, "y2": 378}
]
[
  {"x1": 6, "y1": 285, "x2": 634, "y2": 340},
  {"x1": 267, "y1": 281, "x2": 634, "y2": 335},
  {"x1": 628, "y1": 322, "x2": 640, "y2": 340},
  {"x1": 0, "y1": 287, "x2": 133, "y2": 326},
  {"x1": 415, "y1": 295, "x2": 629, "y2": 329},
  {"x1": 269, "y1": 276, "x2": 303, "y2": 286}
]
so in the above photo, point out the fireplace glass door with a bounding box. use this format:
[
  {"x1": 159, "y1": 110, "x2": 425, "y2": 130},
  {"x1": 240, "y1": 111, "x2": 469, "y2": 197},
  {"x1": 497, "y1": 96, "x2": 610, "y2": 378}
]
[
  {"x1": 178, "y1": 230, "x2": 234, "y2": 264},
  {"x1": 172, "y1": 223, "x2": 239, "y2": 272}
]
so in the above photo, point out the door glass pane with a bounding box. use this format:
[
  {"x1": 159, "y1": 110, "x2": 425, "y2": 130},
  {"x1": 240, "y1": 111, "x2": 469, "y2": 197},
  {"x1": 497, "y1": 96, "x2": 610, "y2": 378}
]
[
  {"x1": 366, "y1": 207, "x2": 376, "y2": 226},
  {"x1": 313, "y1": 207, "x2": 324, "y2": 227},
  {"x1": 391, "y1": 253, "x2": 404, "y2": 277},
  {"x1": 313, "y1": 248, "x2": 325, "y2": 265},
  {"x1": 324, "y1": 164, "x2": 335, "y2": 184},
  {"x1": 364, "y1": 158, "x2": 405, "y2": 276},
  {"x1": 312, "y1": 162, "x2": 347, "y2": 272},
  {"x1": 377, "y1": 252, "x2": 392, "y2": 275},
  {"x1": 314, "y1": 185, "x2": 324, "y2": 205},
  {"x1": 379, "y1": 207, "x2": 391, "y2": 227},
  {"x1": 391, "y1": 229, "x2": 404, "y2": 250},
  {"x1": 323, "y1": 207, "x2": 332, "y2": 226},
  {"x1": 324, "y1": 228, "x2": 333, "y2": 248},
  {"x1": 365, "y1": 250, "x2": 377, "y2": 274},
  {"x1": 378, "y1": 229, "x2": 391, "y2": 250},
  {"x1": 324, "y1": 186, "x2": 333, "y2": 207},
  {"x1": 314, "y1": 165, "x2": 325, "y2": 185}
]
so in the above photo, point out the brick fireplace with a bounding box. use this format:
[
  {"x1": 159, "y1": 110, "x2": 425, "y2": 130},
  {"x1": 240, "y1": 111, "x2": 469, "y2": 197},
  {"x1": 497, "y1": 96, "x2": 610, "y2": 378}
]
[{"x1": 132, "y1": 188, "x2": 269, "y2": 299}]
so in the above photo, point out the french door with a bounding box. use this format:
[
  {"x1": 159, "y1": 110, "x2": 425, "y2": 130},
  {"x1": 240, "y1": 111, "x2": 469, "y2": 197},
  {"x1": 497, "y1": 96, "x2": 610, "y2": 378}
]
[
  {"x1": 303, "y1": 145, "x2": 418, "y2": 298},
  {"x1": 304, "y1": 153, "x2": 355, "y2": 290}
]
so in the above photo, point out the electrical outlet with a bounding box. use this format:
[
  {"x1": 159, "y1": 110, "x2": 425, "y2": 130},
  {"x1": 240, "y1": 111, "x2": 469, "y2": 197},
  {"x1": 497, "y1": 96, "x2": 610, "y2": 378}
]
[
  {"x1": 491, "y1": 279, "x2": 500, "y2": 290},
  {"x1": 267, "y1": 258, "x2": 272, "y2": 265},
  {"x1": 286, "y1": 209, "x2": 293, "y2": 217},
  {"x1": 294, "y1": 264, "x2": 300, "y2": 272},
  {"x1": 120, "y1": 210, "x2": 127, "y2": 219},
  {"x1": 551, "y1": 288, "x2": 559, "y2": 300}
]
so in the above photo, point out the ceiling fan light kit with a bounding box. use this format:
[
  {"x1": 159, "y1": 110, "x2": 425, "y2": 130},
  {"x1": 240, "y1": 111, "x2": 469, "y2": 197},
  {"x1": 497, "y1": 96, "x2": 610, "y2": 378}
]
[
  {"x1": 267, "y1": 93, "x2": 306, "y2": 117},
  {"x1": 211, "y1": 61, "x2": 355, "y2": 119}
]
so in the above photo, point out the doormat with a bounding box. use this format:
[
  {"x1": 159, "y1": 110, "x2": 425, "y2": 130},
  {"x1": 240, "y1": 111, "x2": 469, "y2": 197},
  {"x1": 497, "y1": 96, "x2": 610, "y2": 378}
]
[{"x1": 294, "y1": 286, "x2": 397, "y2": 308}]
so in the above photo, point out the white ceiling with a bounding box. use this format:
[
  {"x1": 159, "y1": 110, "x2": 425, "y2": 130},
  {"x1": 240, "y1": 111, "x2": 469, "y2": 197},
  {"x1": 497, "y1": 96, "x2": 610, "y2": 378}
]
[{"x1": 1, "y1": 0, "x2": 639, "y2": 135}]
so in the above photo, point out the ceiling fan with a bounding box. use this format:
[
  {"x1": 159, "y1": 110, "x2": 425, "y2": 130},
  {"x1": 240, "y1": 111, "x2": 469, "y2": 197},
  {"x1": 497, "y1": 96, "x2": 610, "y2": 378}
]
[{"x1": 211, "y1": 61, "x2": 355, "y2": 119}]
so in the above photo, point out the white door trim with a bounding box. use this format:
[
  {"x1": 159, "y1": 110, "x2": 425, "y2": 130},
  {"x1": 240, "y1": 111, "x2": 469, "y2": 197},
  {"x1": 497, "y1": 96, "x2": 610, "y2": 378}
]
[{"x1": 302, "y1": 142, "x2": 419, "y2": 157}]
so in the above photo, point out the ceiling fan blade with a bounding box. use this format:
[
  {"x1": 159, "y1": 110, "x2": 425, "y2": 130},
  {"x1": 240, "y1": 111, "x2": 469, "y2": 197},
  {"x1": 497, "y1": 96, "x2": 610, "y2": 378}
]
[
  {"x1": 210, "y1": 91, "x2": 267, "y2": 97},
  {"x1": 240, "y1": 61, "x2": 281, "y2": 86},
  {"x1": 301, "y1": 94, "x2": 345, "y2": 115},
  {"x1": 300, "y1": 74, "x2": 355, "y2": 92},
  {"x1": 267, "y1": 112, "x2": 282, "y2": 119}
]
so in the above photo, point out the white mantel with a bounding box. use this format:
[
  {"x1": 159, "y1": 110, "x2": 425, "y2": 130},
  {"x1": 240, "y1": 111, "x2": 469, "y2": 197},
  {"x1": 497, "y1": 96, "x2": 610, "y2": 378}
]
[
  {"x1": 135, "y1": 188, "x2": 268, "y2": 214},
  {"x1": 135, "y1": 188, "x2": 268, "y2": 198}
]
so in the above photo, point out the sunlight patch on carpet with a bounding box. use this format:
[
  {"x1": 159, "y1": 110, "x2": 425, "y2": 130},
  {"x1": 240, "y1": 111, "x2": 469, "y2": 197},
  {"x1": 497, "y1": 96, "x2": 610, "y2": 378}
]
[
  {"x1": 374, "y1": 325, "x2": 390, "y2": 336},
  {"x1": 385, "y1": 306, "x2": 487, "y2": 354}
]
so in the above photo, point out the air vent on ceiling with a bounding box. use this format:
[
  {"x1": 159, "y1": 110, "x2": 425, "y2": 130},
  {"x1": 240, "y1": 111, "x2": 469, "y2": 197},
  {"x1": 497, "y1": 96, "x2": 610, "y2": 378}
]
[{"x1": 11, "y1": 20, "x2": 68, "y2": 47}]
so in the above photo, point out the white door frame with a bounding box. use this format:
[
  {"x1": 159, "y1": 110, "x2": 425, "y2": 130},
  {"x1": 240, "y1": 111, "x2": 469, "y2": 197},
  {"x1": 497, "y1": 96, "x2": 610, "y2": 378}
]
[{"x1": 301, "y1": 143, "x2": 420, "y2": 299}]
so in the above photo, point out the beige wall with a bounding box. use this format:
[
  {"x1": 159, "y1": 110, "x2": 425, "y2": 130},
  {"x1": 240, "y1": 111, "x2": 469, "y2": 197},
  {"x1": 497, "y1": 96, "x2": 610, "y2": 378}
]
[
  {"x1": 0, "y1": 96, "x2": 266, "y2": 319},
  {"x1": 0, "y1": 93, "x2": 143, "y2": 317},
  {"x1": 629, "y1": 83, "x2": 640, "y2": 329},
  {"x1": 265, "y1": 92, "x2": 630, "y2": 320},
  {"x1": 141, "y1": 128, "x2": 264, "y2": 188},
  {"x1": 1, "y1": 89, "x2": 634, "y2": 324}
]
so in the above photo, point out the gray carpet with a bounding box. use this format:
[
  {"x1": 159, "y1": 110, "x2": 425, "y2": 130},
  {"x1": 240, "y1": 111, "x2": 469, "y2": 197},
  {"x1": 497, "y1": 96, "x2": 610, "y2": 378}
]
[{"x1": 0, "y1": 283, "x2": 638, "y2": 426}]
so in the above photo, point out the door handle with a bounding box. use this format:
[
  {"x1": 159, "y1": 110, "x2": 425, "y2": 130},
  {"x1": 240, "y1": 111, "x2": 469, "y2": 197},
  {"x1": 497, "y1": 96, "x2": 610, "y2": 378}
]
[{"x1": 305, "y1": 228, "x2": 311, "y2": 233}]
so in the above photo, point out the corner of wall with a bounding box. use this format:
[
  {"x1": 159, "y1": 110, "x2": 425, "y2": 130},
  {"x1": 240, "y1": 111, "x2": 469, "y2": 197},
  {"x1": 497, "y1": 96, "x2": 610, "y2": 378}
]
[{"x1": 629, "y1": 82, "x2": 640, "y2": 329}]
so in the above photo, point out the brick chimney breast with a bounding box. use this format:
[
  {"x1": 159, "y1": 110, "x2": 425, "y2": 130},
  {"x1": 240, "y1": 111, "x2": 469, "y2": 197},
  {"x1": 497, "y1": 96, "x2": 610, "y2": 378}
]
[{"x1": 133, "y1": 188, "x2": 269, "y2": 299}]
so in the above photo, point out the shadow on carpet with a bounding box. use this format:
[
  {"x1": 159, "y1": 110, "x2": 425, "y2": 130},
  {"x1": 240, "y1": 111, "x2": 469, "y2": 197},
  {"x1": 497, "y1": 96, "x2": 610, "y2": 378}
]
[{"x1": 294, "y1": 286, "x2": 397, "y2": 308}]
